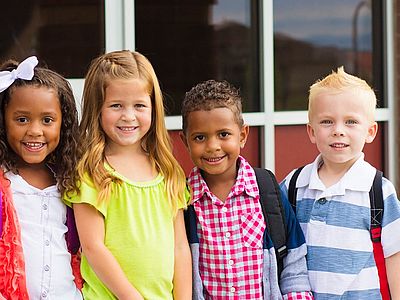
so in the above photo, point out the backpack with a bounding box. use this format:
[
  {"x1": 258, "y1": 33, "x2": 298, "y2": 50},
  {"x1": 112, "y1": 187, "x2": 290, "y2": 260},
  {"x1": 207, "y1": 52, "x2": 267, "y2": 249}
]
[
  {"x1": 288, "y1": 166, "x2": 390, "y2": 300},
  {"x1": 184, "y1": 168, "x2": 289, "y2": 279},
  {"x1": 254, "y1": 168, "x2": 288, "y2": 278}
]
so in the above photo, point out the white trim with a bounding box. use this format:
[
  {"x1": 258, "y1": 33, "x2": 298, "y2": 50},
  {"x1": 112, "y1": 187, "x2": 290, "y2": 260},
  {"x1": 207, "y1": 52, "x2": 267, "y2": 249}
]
[
  {"x1": 384, "y1": 0, "x2": 396, "y2": 181},
  {"x1": 261, "y1": 0, "x2": 275, "y2": 172},
  {"x1": 68, "y1": 79, "x2": 84, "y2": 118},
  {"x1": 123, "y1": 0, "x2": 136, "y2": 50},
  {"x1": 105, "y1": 0, "x2": 124, "y2": 51},
  {"x1": 165, "y1": 108, "x2": 390, "y2": 130}
]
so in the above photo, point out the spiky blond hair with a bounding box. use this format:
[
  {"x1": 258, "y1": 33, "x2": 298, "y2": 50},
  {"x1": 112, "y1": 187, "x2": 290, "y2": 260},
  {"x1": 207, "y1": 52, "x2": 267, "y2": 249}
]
[{"x1": 308, "y1": 66, "x2": 377, "y2": 122}]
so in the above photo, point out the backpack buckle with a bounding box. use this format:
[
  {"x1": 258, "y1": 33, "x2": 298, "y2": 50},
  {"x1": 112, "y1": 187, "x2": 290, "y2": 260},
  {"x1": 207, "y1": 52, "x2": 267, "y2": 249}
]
[
  {"x1": 277, "y1": 245, "x2": 288, "y2": 259},
  {"x1": 370, "y1": 226, "x2": 382, "y2": 243}
]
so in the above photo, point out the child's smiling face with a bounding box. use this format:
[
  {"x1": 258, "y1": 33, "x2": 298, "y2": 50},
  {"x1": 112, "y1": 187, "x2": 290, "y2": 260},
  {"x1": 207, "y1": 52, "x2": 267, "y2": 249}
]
[
  {"x1": 307, "y1": 90, "x2": 377, "y2": 170},
  {"x1": 5, "y1": 85, "x2": 62, "y2": 167},
  {"x1": 181, "y1": 107, "x2": 248, "y2": 182}
]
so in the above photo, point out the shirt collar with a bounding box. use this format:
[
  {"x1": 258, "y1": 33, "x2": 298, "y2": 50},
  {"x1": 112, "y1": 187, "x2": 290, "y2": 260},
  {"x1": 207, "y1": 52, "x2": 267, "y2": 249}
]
[
  {"x1": 187, "y1": 155, "x2": 258, "y2": 203},
  {"x1": 297, "y1": 153, "x2": 376, "y2": 194}
]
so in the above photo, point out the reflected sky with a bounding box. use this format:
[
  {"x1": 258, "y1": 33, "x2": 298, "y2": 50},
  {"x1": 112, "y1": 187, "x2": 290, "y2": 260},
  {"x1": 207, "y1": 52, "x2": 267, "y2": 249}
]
[
  {"x1": 212, "y1": 0, "x2": 251, "y2": 27},
  {"x1": 274, "y1": 0, "x2": 372, "y2": 50}
]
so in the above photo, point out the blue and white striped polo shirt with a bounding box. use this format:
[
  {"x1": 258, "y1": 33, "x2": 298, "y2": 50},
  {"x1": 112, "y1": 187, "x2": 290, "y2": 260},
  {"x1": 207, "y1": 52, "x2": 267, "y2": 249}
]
[{"x1": 281, "y1": 154, "x2": 400, "y2": 299}]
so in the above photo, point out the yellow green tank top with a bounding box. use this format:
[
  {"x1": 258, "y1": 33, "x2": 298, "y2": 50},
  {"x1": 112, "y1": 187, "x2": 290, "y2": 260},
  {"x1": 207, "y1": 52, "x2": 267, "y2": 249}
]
[{"x1": 66, "y1": 168, "x2": 186, "y2": 300}]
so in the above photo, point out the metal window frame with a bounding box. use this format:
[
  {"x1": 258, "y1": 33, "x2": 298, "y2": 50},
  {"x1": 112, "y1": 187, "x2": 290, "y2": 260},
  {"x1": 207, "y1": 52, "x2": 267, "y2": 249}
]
[{"x1": 68, "y1": 0, "x2": 396, "y2": 181}]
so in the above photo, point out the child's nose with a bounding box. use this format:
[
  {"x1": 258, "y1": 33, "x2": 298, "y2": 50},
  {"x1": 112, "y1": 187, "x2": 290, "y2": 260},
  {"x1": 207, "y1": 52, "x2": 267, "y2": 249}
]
[
  {"x1": 206, "y1": 137, "x2": 221, "y2": 151},
  {"x1": 27, "y1": 121, "x2": 43, "y2": 136},
  {"x1": 121, "y1": 108, "x2": 136, "y2": 121},
  {"x1": 332, "y1": 124, "x2": 345, "y2": 136}
]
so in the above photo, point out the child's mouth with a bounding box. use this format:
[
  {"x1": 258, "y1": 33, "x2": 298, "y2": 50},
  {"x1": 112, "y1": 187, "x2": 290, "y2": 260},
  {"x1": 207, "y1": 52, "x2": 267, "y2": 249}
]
[
  {"x1": 330, "y1": 143, "x2": 348, "y2": 148},
  {"x1": 23, "y1": 142, "x2": 45, "y2": 151}
]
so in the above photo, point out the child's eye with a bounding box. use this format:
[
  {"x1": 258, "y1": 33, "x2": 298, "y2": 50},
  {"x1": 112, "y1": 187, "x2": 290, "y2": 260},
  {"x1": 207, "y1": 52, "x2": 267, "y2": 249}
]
[
  {"x1": 346, "y1": 119, "x2": 358, "y2": 125},
  {"x1": 135, "y1": 103, "x2": 146, "y2": 109},
  {"x1": 43, "y1": 117, "x2": 54, "y2": 124},
  {"x1": 219, "y1": 132, "x2": 230, "y2": 138},
  {"x1": 110, "y1": 103, "x2": 122, "y2": 108},
  {"x1": 320, "y1": 120, "x2": 333, "y2": 125},
  {"x1": 16, "y1": 117, "x2": 28, "y2": 123},
  {"x1": 194, "y1": 135, "x2": 205, "y2": 142}
]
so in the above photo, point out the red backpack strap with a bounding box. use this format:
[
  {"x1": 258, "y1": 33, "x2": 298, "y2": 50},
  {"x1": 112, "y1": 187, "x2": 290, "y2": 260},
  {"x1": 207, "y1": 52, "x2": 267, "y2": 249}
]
[{"x1": 369, "y1": 170, "x2": 391, "y2": 300}]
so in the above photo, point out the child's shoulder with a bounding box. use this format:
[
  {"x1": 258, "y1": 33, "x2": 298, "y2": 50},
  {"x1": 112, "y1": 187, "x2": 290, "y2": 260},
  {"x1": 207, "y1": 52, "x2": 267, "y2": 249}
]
[{"x1": 281, "y1": 162, "x2": 314, "y2": 188}]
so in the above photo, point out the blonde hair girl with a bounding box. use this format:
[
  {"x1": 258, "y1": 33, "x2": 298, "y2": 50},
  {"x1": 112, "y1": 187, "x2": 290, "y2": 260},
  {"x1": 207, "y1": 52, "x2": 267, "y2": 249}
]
[{"x1": 66, "y1": 50, "x2": 191, "y2": 300}]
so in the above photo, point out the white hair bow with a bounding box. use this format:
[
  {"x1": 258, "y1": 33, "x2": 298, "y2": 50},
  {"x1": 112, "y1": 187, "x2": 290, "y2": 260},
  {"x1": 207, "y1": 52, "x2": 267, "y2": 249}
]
[{"x1": 0, "y1": 56, "x2": 39, "y2": 93}]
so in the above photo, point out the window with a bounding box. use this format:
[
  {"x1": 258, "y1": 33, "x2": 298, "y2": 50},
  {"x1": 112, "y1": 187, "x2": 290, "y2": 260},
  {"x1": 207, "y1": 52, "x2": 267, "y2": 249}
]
[
  {"x1": 135, "y1": 0, "x2": 260, "y2": 115},
  {"x1": 0, "y1": 1, "x2": 104, "y2": 78},
  {"x1": 273, "y1": 0, "x2": 383, "y2": 111}
]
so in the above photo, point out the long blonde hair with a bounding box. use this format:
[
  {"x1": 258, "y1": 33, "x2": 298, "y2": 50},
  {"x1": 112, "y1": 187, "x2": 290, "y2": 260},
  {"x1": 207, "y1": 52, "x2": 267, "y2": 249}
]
[{"x1": 78, "y1": 50, "x2": 187, "y2": 213}]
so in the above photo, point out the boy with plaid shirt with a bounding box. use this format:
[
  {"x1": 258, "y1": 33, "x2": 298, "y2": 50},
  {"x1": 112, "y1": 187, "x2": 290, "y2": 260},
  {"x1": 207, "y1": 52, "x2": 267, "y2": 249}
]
[{"x1": 180, "y1": 80, "x2": 313, "y2": 299}]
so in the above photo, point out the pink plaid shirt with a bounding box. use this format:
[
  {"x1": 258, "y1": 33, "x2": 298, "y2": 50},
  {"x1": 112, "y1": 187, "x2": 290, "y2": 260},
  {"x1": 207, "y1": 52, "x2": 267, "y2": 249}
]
[
  {"x1": 188, "y1": 156, "x2": 313, "y2": 300},
  {"x1": 189, "y1": 157, "x2": 264, "y2": 299}
]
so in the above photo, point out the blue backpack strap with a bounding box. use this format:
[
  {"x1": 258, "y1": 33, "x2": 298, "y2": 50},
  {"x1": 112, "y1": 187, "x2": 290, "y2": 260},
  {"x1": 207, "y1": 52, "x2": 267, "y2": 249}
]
[
  {"x1": 254, "y1": 168, "x2": 287, "y2": 278},
  {"x1": 288, "y1": 166, "x2": 305, "y2": 213}
]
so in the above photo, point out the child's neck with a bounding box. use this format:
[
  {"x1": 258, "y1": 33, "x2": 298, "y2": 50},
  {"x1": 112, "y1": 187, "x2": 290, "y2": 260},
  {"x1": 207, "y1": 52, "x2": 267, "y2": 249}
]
[
  {"x1": 203, "y1": 171, "x2": 236, "y2": 203},
  {"x1": 318, "y1": 161, "x2": 354, "y2": 188},
  {"x1": 17, "y1": 163, "x2": 56, "y2": 190},
  {"x1": 105, "y1": 146, "x2": 156, "y2": 182}
]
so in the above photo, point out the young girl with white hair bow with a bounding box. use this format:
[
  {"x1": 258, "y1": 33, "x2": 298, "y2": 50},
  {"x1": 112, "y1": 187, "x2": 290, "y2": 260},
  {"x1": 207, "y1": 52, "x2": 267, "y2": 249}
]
[{"x1": 0, "y1": 56, "x2": 82, "y2": 300}]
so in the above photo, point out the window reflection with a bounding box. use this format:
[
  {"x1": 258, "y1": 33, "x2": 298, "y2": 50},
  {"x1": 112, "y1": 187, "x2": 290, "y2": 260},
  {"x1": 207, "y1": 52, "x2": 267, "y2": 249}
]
[
  {"x1": 273, "y1": 0, "x2": 383, "y2": 111},
  {"x1": 0, "y1": 1, "x2": 105, "y2": 78},
  {"x1": 135, "y1": 0, "x2": 260, "y2": 115}
]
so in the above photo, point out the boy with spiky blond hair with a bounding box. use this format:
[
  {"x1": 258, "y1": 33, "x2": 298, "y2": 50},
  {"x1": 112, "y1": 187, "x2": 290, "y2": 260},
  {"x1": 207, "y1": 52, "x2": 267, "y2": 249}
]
[{"x1": 281, "y1": 67, "x2": 400, "y2": 299}]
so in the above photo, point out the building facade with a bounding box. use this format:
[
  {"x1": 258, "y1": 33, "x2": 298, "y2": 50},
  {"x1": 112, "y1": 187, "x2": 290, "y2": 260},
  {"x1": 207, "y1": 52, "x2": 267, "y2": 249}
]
[{"x1": 1, "y1": 0, "x2": 398, "y2": 186}]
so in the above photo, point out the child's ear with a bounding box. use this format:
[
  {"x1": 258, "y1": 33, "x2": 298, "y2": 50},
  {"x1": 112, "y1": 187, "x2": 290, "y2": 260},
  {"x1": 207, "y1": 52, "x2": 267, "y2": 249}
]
[
  {"x1": 179, "y1": 131, "x2": 189, "y2": 148},
  {"x1": 306, "y1": 123, "x2": 317, "y2": 144},
  {"x1": 366, "y1": 122, "x2": 378, "y2": 144},
  {"x1": 239, "y1": 124, "x2": 249, "y2": 149}
]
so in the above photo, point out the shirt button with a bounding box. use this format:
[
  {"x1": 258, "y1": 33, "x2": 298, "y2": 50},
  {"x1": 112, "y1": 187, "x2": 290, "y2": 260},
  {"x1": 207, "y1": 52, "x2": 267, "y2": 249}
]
[
  {"x1": 225, "y1": 232, "x2": 231, "y2": 238},
  {"x1": 318, "y1": 198, "x2": 327, "y2": 204},
  {"x1": 230, "y1": 286, "x2": 236, "y2": 293},
  {"x1": 221, "y1": 207, "x2": 228, "y2": 213},
  {"x1": 42, "y1": 204, "x2": 48, "y2": 210},
  {"x1": 44, "y1": 265, "x2": 50, "y2": 271},
  {"x1": 228, "y1": 259, "x2": 234, "y2": 266},
  {"x1": 42, "y1": 291, "x2": 48, "y2": 298},
  {"x1": 45, "y1": 240, "x2": 50, "y2": 246}
]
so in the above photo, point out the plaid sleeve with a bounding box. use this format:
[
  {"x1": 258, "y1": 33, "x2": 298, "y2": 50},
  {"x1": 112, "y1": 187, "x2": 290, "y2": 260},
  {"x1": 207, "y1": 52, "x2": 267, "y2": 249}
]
[{"x1": 283, "y1": 291, "x2": 314, "y2": 300}]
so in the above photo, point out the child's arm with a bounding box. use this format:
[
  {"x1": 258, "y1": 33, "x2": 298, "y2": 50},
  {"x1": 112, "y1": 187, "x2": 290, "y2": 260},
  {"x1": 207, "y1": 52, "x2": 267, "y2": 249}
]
[
  {"x1": 386, "y1": 251, "x2": 400, "y2": 298},
  {"x1": 73, "y1": 203, "x2": 144, "y2": 300},
  {"x1": 172, "y1": 209, "x2": 192, "y2": 299},
  {"x1": 278, "y1": 183, "x2": 313, "y2": 299}
]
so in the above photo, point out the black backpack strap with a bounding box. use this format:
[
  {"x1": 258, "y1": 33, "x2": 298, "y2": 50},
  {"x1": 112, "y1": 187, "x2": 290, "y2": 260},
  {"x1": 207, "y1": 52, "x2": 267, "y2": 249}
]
[
  {"x1": 254, "y1": 168, "x2": 287, "y2": 278},
  {"x1": 369, "y1": 170, "x2": 383, "y2": 241},
  {"x1": 288, "y1": 166, "x2": 305, "y2": 213},
  {"x1": 184, "y1": 204, "x2": 199, "y2": 244}
]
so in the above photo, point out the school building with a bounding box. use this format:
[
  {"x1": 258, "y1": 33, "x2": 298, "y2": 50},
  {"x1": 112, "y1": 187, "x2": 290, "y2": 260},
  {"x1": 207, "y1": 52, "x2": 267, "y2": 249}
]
[{"x1": 1, "y1": 1, "x2": 400, "y2": 187}]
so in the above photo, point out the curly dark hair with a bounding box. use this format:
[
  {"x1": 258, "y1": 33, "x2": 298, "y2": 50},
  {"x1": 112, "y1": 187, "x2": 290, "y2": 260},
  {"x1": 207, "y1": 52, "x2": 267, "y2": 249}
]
[
  {"x1": 0, "y1": 59, "x2": 80, "y2": 196},
  {"x1": 181, "y1": 79, "x2": 244, "y2": 132}
]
